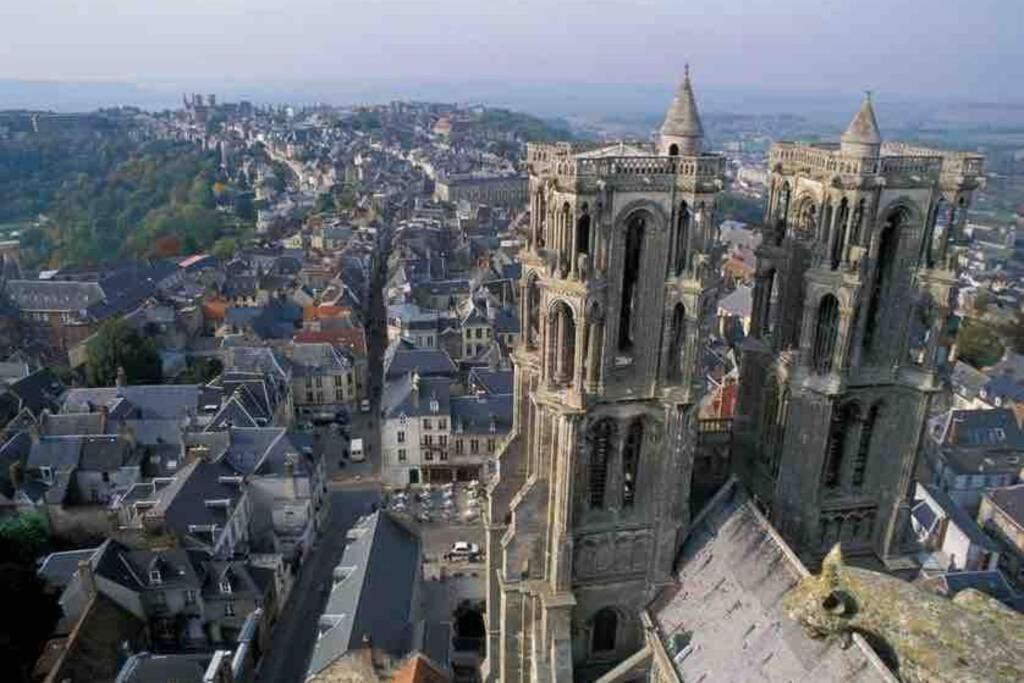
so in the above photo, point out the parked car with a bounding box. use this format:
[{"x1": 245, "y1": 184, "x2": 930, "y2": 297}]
[
  {"x1": 447, "y1": 541, "x2": 481, "y2": 561},
  {"x1": 360, "y1": 399, "x2": 372, "y2": 413}
]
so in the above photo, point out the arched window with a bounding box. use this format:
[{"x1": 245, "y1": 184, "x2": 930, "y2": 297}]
[
  {"x1": 535, "y1": 192, "x2": 546, "y2": 248},
  {"x1": 588, "y1": 419, "x2": 615, "y2": 509},
  {"x1": 667, "y1": 304, "x2": 686, "y2": 383},
  {"x1": 548, "y1": 301, "x2": 576, "y2": 386},
  {"x1": 757, "y1": 269, "x2": 778, "y2": 340},
  {"x1": 851, "y1": 198, "x2": 866, "y2": 245},
  {"x1": 770, "y1": 388, "x2": 789, "y2": 478},
  {"x1": 863, "y1": 210, "x2": 903, "y2": 351},
  {"x1": 622, "y1": 419, "x2": 643, "y2": 508},
  {"x1": 852, "y1": 404, "x2": 879, "y2": 489},
  {"x1": 618, "y1": 214, "x2": 645, "y2": 351},
  {"x1": 795, "y1": 197, "x2": 817, "y2": 237},
  {"x1": 525, "y1": 275, "x2": 540, "y2": 349},
  {"x1": 591, "y1": 608, "x2": 618, "y2": 653},
  {"x1": 820, "y1": 201, "x2": 833, "y2": 243},
  {"x1": 668, "y1": 143, "x2": 679, "y2": 157},
  {"x1": 831, "y1": 198, "x2": 849, "y2": 270},
  {"x1": 561, "y1": 202, "x2": 571, "y2": 258},
  {"x1": 775, "y1": 182, "x2": 791, "y2": 243},
  {"x1": 673, "y1": 202, "x2": 690, "y2": 276},
  {"x1": 576, "y1": 205, "x2": 591, "y2": 261},
  {"x1": 926, "y1": 199, "x2": 948, "y2": 268},
  {"x1": 812, "y1": 294, "x2": 840, "y2": 374},
  {"x1": 823, "y1": 403, "x2": 857, "y2": 490},
  {"x1": 760, "y1": 379, "x2": 780, "y2": 466}
]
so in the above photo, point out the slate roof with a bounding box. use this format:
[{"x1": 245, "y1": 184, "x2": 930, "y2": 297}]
[
  {"x1": 917, "y1": 483, "x2": 996, "y2": 550},
  {"x1": 6, "y1": 279, "x2": 105, "y2": 312},
  {"x1": 384, "y1": 344, "x2": 457, "y2": 380},
  {"x1": 0, "y1": 430, "x2": 31, "y2": 497},
  {"x1": 648, "y1": 479, "x2": 894, "y2": 683},
  {"x1": 63, "y1": 385, "x2": 204, "y2": 420},
  {"x1": 306, "y1": 511, "x2": 420, "y2": 677},
  {"x1": 37, "y1": 547, "x2": 99, "y2": 590},
  {"x1": 918, "y1": 570, "x2": 1024, "y2": 613},
  {"x1": 115, "y1": 653, "x2": 210, "y2": 683},
  {"x1": 383, "y1": 375, "x2": 452, "y2": 419},
  {"x1": 951, "y1": 361, "x2": 988, "y2": 400},
  {"x1": 156, "y1": 459, "x2": 245, "y2": 534},
  {"x1": 468, "y1": 368, "x2": 513, "y2": 396},
  {"x1": 289, "y1": 342, "x2": 351, "y2": 376},
  {"x1": 986, "y1": 484, "x2": 1024, "y2": 528},
  {"x1": 9, "y1": 369, "x2": 65, "y2": 416},
  {"x1": 450, "y1": 394, "x2": 512, "y2": 435}
]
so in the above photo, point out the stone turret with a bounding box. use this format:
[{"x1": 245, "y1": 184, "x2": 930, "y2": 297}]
[
  {"x1": 840, "y1": 92, "x2": 882, "y2": 158},
  {"x1": 659, "y1": 64, "x2": 705, "y2": 156}
]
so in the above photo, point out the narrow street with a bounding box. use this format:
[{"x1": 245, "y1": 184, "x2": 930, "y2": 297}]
[{"x1": 254, "y1": 485, "x2": 381, "y2": 683}]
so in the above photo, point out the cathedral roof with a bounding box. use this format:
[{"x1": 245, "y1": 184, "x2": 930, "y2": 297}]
[
  {"x1": 660, "y1": 65, "x2": 705, "y2": 140},
  {"x1": 649, "y1": 479, "x2": 895, "y2": 683},
  {"x1": 841, "y1": 94, "x2": 882, "y2": 145}
]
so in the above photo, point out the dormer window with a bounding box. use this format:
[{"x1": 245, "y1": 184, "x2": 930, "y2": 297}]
[
  {"x1": 430, "y1": 399, "x2": 439, "y2": 413},
  {"x1": 150, "y1": 569, "x2": 162, "y2": 585},
  {"x1": 220, "y1": 578, "x2": 232, "y2": 594}
]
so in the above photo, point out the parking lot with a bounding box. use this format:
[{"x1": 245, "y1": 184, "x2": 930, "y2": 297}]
[{"x1": 384, "y1": 480, "x2": 484, "y2": 527}]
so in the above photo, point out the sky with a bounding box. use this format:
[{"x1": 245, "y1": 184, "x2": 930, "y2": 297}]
[{"x1": 1, "y1": 0, "x2": 1021, "y2": 106}]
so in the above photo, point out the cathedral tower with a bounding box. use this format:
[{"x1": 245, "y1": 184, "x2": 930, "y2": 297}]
[
  {"x1": 483, "y1": 70, "x2": 725, "y2": 682},
  {"x1": 732, "y1": 95, "x2": 985, "y2": 566}
]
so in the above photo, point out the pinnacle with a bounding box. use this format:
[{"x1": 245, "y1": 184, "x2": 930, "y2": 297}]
[
  {"x1": 660, "y1": 66, "x2": 705, "y2": 139},
  {"x1": 841, "y1": 93, "x2": 882, "y2": 145}
]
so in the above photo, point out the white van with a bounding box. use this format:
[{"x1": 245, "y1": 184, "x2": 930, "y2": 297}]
[{"x1": 350, "y1": 438, "x2": 365, "y2": 462}]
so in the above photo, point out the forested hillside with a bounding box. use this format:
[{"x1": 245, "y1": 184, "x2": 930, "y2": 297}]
[{"x1": 0, "y1": 111, "x2": 254, "y2": 269}]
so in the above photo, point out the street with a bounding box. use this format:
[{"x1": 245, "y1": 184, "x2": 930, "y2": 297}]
[{"x1": 254, "y1": 484, "x2": 381, "y2": 683}]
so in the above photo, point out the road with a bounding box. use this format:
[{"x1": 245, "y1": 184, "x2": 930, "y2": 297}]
[{"x1": 254, "y1": 484, "x2": 381, "y2": 683}]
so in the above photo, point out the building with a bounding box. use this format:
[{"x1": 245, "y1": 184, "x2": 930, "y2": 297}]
[
  {"x1": 732, "y1": 95, "x2": 985, "y2": 565},
  {"x1": 977, "y1": 484, "x2": 1024, "y2": 589},
  {"x1": 484, "y1": 68, "x2": 727, "y2": 681},
  {"x1": 921, "y1": 408, "x2": 1024, "y2": 515},
  {"x1": 434, "y1": 174, "x2": 528, "y2": 207},
  {"x1": 288, "y1": 342, "x2": 358, "y2": 420}
]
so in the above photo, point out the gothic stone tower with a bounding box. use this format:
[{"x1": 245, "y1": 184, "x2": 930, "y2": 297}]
[
  {"x1": 732, "y1": 96, "x2": 985, "y2": 566},
  {"x1": 483, "y1": 69, "x2": 725, "y2": 682}
]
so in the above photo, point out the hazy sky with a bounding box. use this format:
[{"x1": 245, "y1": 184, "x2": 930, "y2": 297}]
[{"x1": 2, "y1": 0, "x2": 1021, "y2": 100}]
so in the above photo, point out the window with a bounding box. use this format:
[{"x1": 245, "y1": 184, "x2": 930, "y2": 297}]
[
  {"x1": 220, "y1": 578, "x2": 232, "y2": 594},
  {"x1": 438, "y1": 419, "x2": 447, "y2": 430},
  {"x1": 39, "y1": 466, "x2": 53, "y2": 484},
  {"x1": 618, "y1": 214, "x2": 645, "y2": 351},
  {"x1": 439, "y1": 435, "x2": 448, "y2": 446},
  {"x1": 864, "y1": 214, "x2": 902, "y2": 351},
  {"x1": 470, "y1": 439, "x2": 480, "y2": 454},
  {"x1": 425, "y1": 452, "x2": 434, "y2": 462},
  {"x1": 423, "y1": 419, "x2": 432, "y2": 430},
  {"x1": 487, "y1": 438, "x2": 496, "y2": 453},
  {"x1": 812, "y1": 295, "x2": 839, "y2": 374},
  {"x1": 576, "y1": 206, "x2": 591, "y2": 260},
  {"x1": 852, "y1": 405, "x2": 879, "y2": 490},
  {"x1": 455, "y1": 440, "x2": 464, "y2": 455},
  {"x1": 315, "y1": 377, "x2": 323, "y2": 388},
  {"x1": 440, "y1": 451, "x2": 448, "y2": 461},
  {"x1": 548, "y1": 301, "x2": 576, "y2": 386},
  {"x1": 149, "y1": 569, "x2": 162, "y2": 585},
  {"x1": 397, "y1": 431, "x2": 406, "y2": 444},
  {"x1": 674, "y1": 202, "x2": 690, "y2": 276},
  {"x1": 592, "y1": 608, "x2": 618, "y2": 654},
  {"x1": 667, "y1": 304, "x2": 686, "y2": 382},
  {"x1": 622, "y1": 420, "x2": 643, "y2": 508},
  {"x1": 185, "y1": 589, "x2": 197, "y2": 606},
  {"x1": 475, "y1": 328, "x2": 483, "y2": 339},
  {"x1": 589, "y1": 419, "x2": 615, "y2": 509},
  {"x1": 225, "y1": 601, "x2": 235, "y2": 617},
  {"x1": 398, "y1": 449, "x2": 407, "y2": 462},
  {"x1": 424, "y1": 434, "x2": 433, "y2": 446},
  {"x1": 526, "y1": 275, "x2": 541, "y2": 349}
]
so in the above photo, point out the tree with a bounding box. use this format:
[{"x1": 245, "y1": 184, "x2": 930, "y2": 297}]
[
  {"x1": 315, "y1": 192, "x2": 336, "y2": 214},
  {"x1": 84, "y1": 319, "x2": 162, "y2": 387},
  {"x1": 956, "y1": 320, "x2": 1005, "y2": 369}
]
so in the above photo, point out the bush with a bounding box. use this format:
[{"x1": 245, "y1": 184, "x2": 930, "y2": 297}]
[{"x1": 956, "y1": 320, "x2": 1005, "y2": 368}]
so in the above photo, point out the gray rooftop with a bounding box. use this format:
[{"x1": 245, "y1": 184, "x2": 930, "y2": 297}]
[{"x1": 649, "y1": 479, "x2": 894, "y2": 683}]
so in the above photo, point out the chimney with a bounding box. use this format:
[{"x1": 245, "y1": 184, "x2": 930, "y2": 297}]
[
  {"x1": 77, "y1": 559, "x2": 96, "y2": 597},
  {"x1": 115, "y1": 365, "x2": 127, "y2": 388},
  {"x1": 360, "y1": 633, "x2": 378, "y2": 673},
  {"x1": 99, "y1": 404, "x2": 109, "y2": 433},
  {"x1": 284, "y1": 456, "x2": 298, "y2": 499}
]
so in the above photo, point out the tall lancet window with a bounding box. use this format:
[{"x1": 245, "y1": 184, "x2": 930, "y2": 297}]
[
  {"x1": 674, "y1": 202, "x2": 690, "y2": 276},
  {"x1": 622, "y1": 419, "x2": 643, "y2": 508},
  {"x1": 588, "y1": 419, "x2": 616, "y2": 509},
  {"x1": 812, "y1": 294, "x2": 840, "y2": 374},
  {"x1": 618, "y1": 214, "x2": 645, "y2": 351}
]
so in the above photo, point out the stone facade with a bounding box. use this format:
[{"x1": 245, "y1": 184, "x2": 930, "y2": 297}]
[
  {"x1": 732, "y1": 96, "x2": 985, "y2": 566},
  {"x1": 484, "y1": 69, "x2": 725, "y2": 682},
  {"x1": 434, "y1": 173, "x2": 528, "y2": 206}
]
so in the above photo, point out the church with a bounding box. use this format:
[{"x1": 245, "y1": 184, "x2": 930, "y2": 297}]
[{"x1": 480, "y1": 68, "x2": 1013, "y2": 682}]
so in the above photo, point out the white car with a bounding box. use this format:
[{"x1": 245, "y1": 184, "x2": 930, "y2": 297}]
[{"x1": 448, "y1": 541, "x2": 480, "y2": 560}]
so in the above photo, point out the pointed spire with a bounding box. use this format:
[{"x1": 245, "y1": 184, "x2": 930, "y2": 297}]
[
  {"x1": 841, "y1": 91, "x2": 882, "y2": 147},
  {"x1": 661, "y1": 64, "x2": 705, "y2": 140}
]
